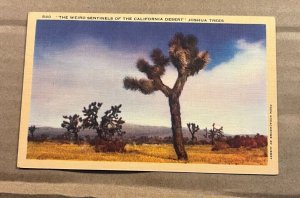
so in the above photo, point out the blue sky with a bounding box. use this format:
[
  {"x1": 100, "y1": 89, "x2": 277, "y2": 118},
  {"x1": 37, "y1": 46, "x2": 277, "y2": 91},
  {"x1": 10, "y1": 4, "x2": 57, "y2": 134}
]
[
  {"x1": 30, "y1": 20, "x2": 267, "y2": 134},
  {"x1": 35, "y1": 20, "x2": 265, "y2": 69}
]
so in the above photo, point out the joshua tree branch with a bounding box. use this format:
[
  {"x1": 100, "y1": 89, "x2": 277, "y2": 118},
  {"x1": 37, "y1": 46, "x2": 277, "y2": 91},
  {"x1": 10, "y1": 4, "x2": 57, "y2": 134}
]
[
  {"x1": 153, "y1": 77, "x2": 171, "y2": 97},
  {"x1": 123, "y1": 77, "x2": 158, "y2": 94},
  {"x1": 124, "y1": 76, "x2": 171, "y2": 97},
  {"x1": 187, "y1": 51, "x2": 210, "y2": 76},
  {"x1": 172, "y1": 73, "x2": 188, "y2": 97}
]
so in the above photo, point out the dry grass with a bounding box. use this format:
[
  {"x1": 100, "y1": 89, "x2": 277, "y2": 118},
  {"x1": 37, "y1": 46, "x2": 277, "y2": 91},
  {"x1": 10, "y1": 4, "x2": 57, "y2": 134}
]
[{"x1": 27, "y1": 141, "x2": 267, "y2": 165}]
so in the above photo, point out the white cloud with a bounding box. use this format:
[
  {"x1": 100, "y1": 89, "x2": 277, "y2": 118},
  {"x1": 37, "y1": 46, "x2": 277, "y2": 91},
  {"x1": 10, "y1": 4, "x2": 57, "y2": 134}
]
[
  {"x1": 179, "y1": 40, "x2": 267, "y2": 134},
  {"x1": 30, "y1": 39, "x2": 267, "y2": 135}
]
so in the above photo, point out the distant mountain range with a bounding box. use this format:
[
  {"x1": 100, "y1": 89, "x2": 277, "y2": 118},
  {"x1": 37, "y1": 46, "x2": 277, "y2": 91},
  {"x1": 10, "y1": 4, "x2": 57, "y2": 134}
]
[
  {"x1": 31, "y1": 124, "x2": 263, "y2": 140},
  {"x1": 31, "y1": 123, "x2": 209, "y2": 139}
]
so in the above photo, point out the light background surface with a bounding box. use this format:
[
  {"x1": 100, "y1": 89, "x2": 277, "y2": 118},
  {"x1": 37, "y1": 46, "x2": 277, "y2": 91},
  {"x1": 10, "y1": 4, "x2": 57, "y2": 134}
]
[{"x1": 0, "y1": 0, "x2": 299, "y2": 197}]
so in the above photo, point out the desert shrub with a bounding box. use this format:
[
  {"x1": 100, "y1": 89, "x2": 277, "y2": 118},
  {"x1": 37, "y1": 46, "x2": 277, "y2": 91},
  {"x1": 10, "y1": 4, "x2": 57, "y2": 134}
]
[
  {"x1": 226, "y1": 134, "x2": 267, "y2": 149},
  {"x1": 227, "y1": 135, "x2": 242, "y2": 148},
  {"x1": 28, "y1": 134, "x2": 50, "y2": 143},
  {"x1": 255, "y1": 133, "x2": 267, "y2": 147},
  {"x1": 94, "y1": 137, "x2": 126, "y2": 153},
  {"x1": 134, "y1": 136, "x2": 149, "y2": 145},
  {"x1": 163, "y1": 136, "x2": 172, "y2": 144},
  {"x1": 40, "y1": 134, "x2": 49, "y2": 141}
]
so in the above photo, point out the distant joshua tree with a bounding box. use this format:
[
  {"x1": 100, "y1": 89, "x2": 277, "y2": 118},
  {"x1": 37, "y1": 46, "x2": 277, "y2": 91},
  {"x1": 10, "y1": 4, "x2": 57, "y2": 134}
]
[
  {"x1": 61, "y1": 114, "x2": 83, "y2": 144},
  {"x1": 187, "y1": 123, "x2": 199, "y2": 144},
  {"x1": 204, "y1": 123, "x2": 224, "y2": 145},
  {"x1": 28, "y1": 125, "x2": 37, "y2": 139},
  {"x1": 82, "y1": 102, "x2": 126, "y2": 140},
  {"x1": 123, "y1": 33, "x2": 210, "y2": 160}
]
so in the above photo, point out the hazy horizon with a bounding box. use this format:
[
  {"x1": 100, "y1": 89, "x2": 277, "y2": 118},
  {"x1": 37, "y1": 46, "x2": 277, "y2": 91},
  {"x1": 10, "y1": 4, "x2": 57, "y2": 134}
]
[{"x1": 29, "y1": 123, "x2": 262, "y2": 137}]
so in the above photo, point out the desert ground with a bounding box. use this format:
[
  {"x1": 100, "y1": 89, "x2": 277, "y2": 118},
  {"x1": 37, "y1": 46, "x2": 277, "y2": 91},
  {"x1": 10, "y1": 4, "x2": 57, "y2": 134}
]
[{"x1": 27, "y1": 141, "x2": 267, "y2": 165}]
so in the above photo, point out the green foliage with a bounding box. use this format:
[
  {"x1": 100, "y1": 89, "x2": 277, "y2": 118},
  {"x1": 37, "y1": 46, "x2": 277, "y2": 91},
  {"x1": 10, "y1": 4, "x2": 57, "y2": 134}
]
[
  {"x1": 168, "y1": 32, "x2": 209, "y2": 75},
  {"x1": 61, "y1": 114, "x2": 82, "y2": 133},
  {"x1": 82, "y1": 102, "x2": 126, "y2": 140},
  {"x1": 100, "y1": 104, "x2": 126, "y2": 140},
  {"x1": 123, "y1": 32, "x2": 210, "y2": 96},
  {"x1": 61, "y1": 102, "x2": 126, "y2": 143},
  {"x1": 123, "y1": 77, "x2": 157, "y2": 94},
  {"x1": 61, "y1": 114, "x2": 83, "y2": 143},
  {"x1": 82, "y1": 102, "x2": 102, "y2": 130},
  {"x1": 150, "y1": 48, "x2": 169, "y2": 67}
]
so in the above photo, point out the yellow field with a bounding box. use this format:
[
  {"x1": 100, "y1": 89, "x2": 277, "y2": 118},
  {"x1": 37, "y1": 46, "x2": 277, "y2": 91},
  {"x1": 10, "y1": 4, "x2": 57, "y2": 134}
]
[{"x1": 27, "y1": 142, "x2": 267, "y2": 165}]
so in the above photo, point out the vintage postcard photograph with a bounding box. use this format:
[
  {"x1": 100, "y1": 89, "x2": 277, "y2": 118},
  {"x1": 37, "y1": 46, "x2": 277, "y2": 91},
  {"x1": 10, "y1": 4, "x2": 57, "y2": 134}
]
[{"x1": 18, "y1": 13, "x2": 278, "y2": 174}]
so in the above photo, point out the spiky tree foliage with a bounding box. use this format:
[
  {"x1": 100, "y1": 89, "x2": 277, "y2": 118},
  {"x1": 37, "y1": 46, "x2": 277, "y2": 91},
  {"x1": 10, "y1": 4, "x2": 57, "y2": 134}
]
[
  {"x1": 100, "y1": 104, "x2": 126, "y2": 140},
  {"x1": 28, "y1": 125, "x2": 37, "y2": 139},
  {"x1": 61, "y1": 114, "x2": 83, "y2": 144},
  {"x1": 204, "y1": 123, "x2": 224, "y2": 145},
  {"x1": 82, "y1": 102, "x2": 126, "y2": 140},
  {"x1": 82, "y1": 102, "x2": 102, "y2": 134},
  {"x1": 124, "y1": 33, "x2": 209, "y2": 160},
  {"x1": 187, "y1": 123, "x2": 199, "y2": 143}
]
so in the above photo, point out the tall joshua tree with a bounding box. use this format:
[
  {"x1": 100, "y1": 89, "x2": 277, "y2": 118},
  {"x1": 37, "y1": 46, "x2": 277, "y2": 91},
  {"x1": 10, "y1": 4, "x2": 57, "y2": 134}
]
[{"x1": 123, "y1": 33, "x2": 209, "y2": 160}]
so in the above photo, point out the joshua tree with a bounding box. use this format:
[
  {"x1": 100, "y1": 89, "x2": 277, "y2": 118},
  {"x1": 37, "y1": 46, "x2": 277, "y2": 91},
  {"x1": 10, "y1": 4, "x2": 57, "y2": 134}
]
[
  {"x1": 123, "y1": 33, "x2": 209, "y2": 160},
  {"x1": 82, "y1": 102, "x2": 125, "y2": 140},
  {"x1": 100, "y1": 104, "x2": 126, "y2": 140},
  {"x1": 61, "y1": 114, "x2": 82, "y2": 144},
  {"x1": 187, "y1": 123, "x2": 199, "y2": 143},
  {"x1": 82, "y1": 102, "x2": 102, "y2": 135},
  {"x1": 28, "y1": 125, "x2": 37, "y2": 139},
  {"x1": 204, "y1": 123, "x2": 224, "y2": 145}
]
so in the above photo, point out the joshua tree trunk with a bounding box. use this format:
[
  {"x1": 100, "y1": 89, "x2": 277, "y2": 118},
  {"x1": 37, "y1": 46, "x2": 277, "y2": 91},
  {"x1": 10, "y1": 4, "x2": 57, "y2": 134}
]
[
  {"x1": 169, "y1": 95, "x2": 188, "y2": 160},
  {"x1": 211, "y1": 136, "x2": 215, "y2": 145},
  {"x1": 74, "y1": 132, "x2": 79, "y2": 144}
]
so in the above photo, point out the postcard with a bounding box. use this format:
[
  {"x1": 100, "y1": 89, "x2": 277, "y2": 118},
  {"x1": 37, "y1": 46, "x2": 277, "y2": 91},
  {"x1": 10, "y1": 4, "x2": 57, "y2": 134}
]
[{"x1": 17, "y1": 12, "x2": 278, "y2": 174}]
